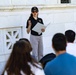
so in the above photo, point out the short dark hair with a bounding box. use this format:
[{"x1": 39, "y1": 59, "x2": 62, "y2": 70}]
[
  {"x1": 65, "y1": 30, "x2": 75, "y2": 43},
  {"x1": 52, "y1": 33, "x2": 67, "y2": 51}
]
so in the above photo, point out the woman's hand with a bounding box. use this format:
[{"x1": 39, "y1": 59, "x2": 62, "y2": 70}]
[{"x1": 41, "y1": 28, "x2": 45, "y2": 32}]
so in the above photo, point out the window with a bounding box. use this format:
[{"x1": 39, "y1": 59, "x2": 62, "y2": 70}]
[
  {"x1": 61, "y1": 0, "x2": 70, "y2": 3},
  {"x1": 4, "y1": 27, "x2": 22, "y2": 54}
]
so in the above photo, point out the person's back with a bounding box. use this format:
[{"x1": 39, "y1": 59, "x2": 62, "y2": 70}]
[
  {"x1": 65, "y1": 30, "x2": 76, "y2": 56},
  {"x1": 44, "y1": 33, "x2": 76, "y2": 75},
  {"x1": 66, "y1": 43, "x2": 76, "y2": 56},
  {"x1": 2, "y1": 39, "x2": 45, "y2": 75},
  {"x1": 39, "y1": 53, "x2": 56, "y2": 69},
  {"x1": 44, "y1": 53, "x2": 76, "y2": 75}
]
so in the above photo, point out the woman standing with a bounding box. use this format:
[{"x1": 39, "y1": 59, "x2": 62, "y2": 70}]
[{"x1": 26, "y1": 6, "x2": 45, "y2": 61}]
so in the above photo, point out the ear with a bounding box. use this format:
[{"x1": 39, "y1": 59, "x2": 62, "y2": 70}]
[
  {"x1": 52, "y1": 43, "x2": 54, "y2": 49},
  {"x1": 52, "y1": 43, "x2": 55, "y2": 52}
]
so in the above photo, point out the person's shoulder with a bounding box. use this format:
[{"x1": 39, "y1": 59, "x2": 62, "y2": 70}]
[
  {"x1": 35, "y1": 68, "x2": 45, "y2": 75},
  {"x1": 38, "y1": 18, "x2": 43, "y2": 23},
  {"x1": 66, "y1": 53, "x2": 76, "y2": 59},
  {"x1": 45, "y1": 57, "x2": 57, "y2": 68},
  {"x1": 34, "y1": 64, "x2": 45, "y2": 75},
  {"x1": 28, "y1": 62, "x2": 42, "y2": 69},
  {"x1": 28, "y1": 62, "x2": 45, "y2": 75},
  {"x1": 27, "y1": 18, "x2": 31, "y2": 21},
  {"x1": 73, "y1": 43, "x2": 76, "y2": 47},
  {"x1": 45, "y1": 54, "x2": 65, "y2": 69},
  {"x1": 38, "y1": 17, "x2": 43, "y2": 20},
  {"x1": 44, "y1": 59, "x2": 56, "y2": 75}
]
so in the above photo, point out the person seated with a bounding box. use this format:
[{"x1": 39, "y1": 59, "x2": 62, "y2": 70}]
[
  {"x1": 39, "y1": 53, "x2": 56, "y2": 69},
  {"x1": 44, "y1": 33, "x2": 76, "y2": 75},
  {"x1": 2, "y1": 39, "x2": 45, "y2": 75},
  {"x1": 65, "y1": 30, "x2": 76, "y2": 56}
]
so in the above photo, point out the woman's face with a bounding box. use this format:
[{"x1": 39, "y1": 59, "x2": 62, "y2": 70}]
[{"x1": 32, "y1": 11, "x2": 38, "y2": 17}]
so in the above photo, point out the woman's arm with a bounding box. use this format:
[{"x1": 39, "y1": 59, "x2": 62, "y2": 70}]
[{"x1": 26, "y1": 20, "x2": 31, "y2": 34}]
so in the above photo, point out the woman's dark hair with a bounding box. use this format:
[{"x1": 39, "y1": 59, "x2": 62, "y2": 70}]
[
  {"x1": 2, "y1": 40, "x2": 40, "y2": 75},
  {"x1": 19, "y1": 38, "x2": 30, "y2": 43},
  {"x1": 29, "y1": 14, "x2": 33, "y2": 20}
]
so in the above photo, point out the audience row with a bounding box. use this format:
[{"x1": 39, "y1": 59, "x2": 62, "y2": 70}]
[{"x1": 2, "y1": 29, "x2": 76, "y2": 75}]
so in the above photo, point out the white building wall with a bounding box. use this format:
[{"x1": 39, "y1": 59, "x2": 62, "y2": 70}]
[
  {"x1": 0, "y1": 0, "x2": 76, "y2": 74},
  {"x1": 0, "y1": 0, "x2": 58, "y2": 6},
  {"x1": 0, "y1": 6, "x2": 76, "y2": 56},
  {"x1": 0, "y1": 0, "x2": 76, "y2": 6},
  {"x1": 71, "y1": 0, "x2": 76, "y2": 4}
]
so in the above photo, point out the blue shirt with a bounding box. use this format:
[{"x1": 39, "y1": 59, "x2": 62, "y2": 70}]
[{"x1": 44, "y1": 53, "x2": 76, "y2": 75}]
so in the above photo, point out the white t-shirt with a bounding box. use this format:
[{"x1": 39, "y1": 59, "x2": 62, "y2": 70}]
[
  {"x1": 66, "y1": 43, "x2": 76, "y2": 56},
  {"x1": 4, "y1": 63, "x2": 45, "y2": 75}
]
